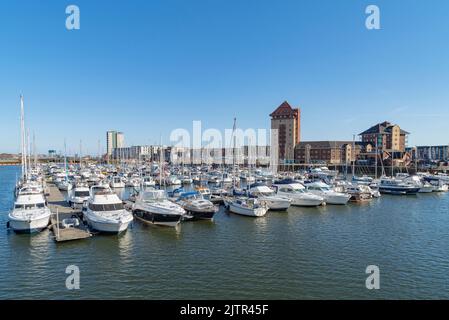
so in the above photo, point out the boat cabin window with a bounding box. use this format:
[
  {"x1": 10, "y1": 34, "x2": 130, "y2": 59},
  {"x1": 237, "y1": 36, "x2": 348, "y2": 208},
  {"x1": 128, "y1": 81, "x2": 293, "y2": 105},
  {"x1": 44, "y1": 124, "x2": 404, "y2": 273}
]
[
  {"x1": 89, "y1": 203, "x2": 124, "y2": 211},
  {"x1": 75, "y1": 191, "x2": 90, "y2": 197},
  {"x1": 15, "y1": 203, "x2": 45, "y2": 209}
]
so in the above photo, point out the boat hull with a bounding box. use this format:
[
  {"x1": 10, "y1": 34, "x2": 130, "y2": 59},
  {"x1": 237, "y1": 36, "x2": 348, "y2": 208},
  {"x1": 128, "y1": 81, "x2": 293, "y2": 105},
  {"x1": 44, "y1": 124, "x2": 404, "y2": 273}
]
[
  {"x1": 84, "y1": 212, "x2": 133, "y2": 233},
  {"x1": 228, "y1": 204, "x2": 267, "y2": 217},
  {"x1": 8, "y1": 214, "x2": 50, "y2": 233},
  {"x1": 379, "y1": 187, "x2": 420, "y2": 195},
  {"x1": 133, "y1": 209, "x2": 182, "y2": 227},
  {"x1": 184, "y1": 209, "x2": 216, "y2": 221},
  {"x1": 290, "y1": 197, "x2": 324, "y2": 207},
  {"x1": 323, "y1": 194, "x2": 351, "y2": 205}
]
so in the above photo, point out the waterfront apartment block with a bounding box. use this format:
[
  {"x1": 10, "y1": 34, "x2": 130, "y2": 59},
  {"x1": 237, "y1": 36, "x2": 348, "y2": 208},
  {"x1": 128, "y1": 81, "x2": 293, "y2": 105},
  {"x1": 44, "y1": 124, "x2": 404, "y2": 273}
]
[
  {"x1": 113, "y1": 145, "x2": 153, "y2": 160},
  {"x1": 112, "y1": 145, "x2": 271, "y2": 165},
  {"x1": 408, "y1": 145, "x2": 449, "y2": 161},
  {"x1": 106, "y1": 131, "x2": 125, "y2": 155},
  {"x1": 294, "y1": 141, "x2": 362, "y2": 165},
  {"x1": 359, "y1": 121, "x2": 409, "y2": 152},
  {"x1": 270, "y1": 101, "x2": 301, "y2": 163}
]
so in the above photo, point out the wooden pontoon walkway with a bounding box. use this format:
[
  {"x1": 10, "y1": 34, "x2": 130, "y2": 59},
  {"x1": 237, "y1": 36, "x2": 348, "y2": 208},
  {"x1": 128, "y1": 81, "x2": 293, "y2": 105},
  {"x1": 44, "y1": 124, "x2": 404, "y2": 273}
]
[{"x1": 47, "y1": 183, "x2": 92, "y2": 242}]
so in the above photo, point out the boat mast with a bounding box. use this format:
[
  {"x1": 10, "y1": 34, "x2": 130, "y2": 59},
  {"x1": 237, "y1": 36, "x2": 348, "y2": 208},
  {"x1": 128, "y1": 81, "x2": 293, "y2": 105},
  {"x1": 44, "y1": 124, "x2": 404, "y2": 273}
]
[
  {"x1": 352, "y1": 134, "x2": 356, "y2": 179},
  {"x1": 27, "y1": 129, "x2": 31, "y2": 177},
  {"x1": 375, "y1": 134, "x2": 378, "y2": 179},
  {"x1": 33, "y1": 132, "x2": 37, "y2": 168},
  {"x1": 20, "y1": 95, "x2": 26, "y2": 180},
  {"x1": 231, "y1": 117, "x2": 237, "y2": 189},
  {"x1": 159, "y1": 135, "x2": 163, "y2": 187},
  {"x1": 79, "y1": 139, "x2": 83, "y2": 170}
]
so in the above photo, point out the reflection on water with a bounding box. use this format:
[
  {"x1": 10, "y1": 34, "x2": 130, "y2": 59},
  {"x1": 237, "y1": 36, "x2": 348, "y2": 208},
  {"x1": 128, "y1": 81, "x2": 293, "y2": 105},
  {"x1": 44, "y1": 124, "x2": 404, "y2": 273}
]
[{"x1": 1, "y1": 166, "x2": 449, "y2": 299}]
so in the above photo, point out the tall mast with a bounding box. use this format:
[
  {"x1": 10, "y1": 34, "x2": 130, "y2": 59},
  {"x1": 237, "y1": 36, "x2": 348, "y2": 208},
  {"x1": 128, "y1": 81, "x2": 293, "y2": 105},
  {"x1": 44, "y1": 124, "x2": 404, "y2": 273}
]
[
  {"x1": 27, "y1": 129, "x2": 31, "y2": 177},
  {"x1": 64, "y1": 138, "x2": 68, "y2": 178},
  {"x1": 20, "y1": 95, "x2": 26, "y2": 180},
  {"x1": 352, "y1": 134, "x2": 356, "y2": 178},
  {"x1": 79, "y1": 139, "x2": 83, "y2": 169},
  {"x1": 159, "y1": 135, "x2": 163, "y2": 187},
  {"x1": 375, "y1": 134, "x2": 378, "y2": 179},
  {"x1": 33, "y1": 132, "x2": 37, "y2": 167},
  {"x1": 232, "y1": 117, "x2": 237, "y2": 188}
]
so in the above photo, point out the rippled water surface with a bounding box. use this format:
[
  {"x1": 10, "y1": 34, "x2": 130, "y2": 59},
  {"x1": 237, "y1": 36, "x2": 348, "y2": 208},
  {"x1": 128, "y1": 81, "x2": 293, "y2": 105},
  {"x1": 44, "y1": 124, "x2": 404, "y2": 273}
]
[{"x1": 1, "y1": 166, "x2": 448, "y2": 299}]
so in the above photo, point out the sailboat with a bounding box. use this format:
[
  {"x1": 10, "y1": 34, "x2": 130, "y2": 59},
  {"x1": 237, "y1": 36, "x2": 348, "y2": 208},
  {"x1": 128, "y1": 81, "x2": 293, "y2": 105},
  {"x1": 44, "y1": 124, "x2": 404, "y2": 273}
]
[
  {"x1": 8, "y1": 95, "x2": 51, "y2": 233},
  {"x1": 58, "y1": 140, "x2": 72, "y2": 191}
]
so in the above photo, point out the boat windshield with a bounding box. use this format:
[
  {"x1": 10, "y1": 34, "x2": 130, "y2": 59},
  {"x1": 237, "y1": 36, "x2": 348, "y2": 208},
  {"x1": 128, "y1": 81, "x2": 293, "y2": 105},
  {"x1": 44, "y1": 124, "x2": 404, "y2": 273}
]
[
  {"x1": 75, "y1": 191, "x2": 90, "y2": 197},
  {"x1": 142, "y1": 192, "x2": 166, "y2": 201},
  {"x1": 15, "y1": 203, "x2": 46, "y2": 209},
  {"x1": 89, "y1": 203, "x2": 124, "y2": 211}
]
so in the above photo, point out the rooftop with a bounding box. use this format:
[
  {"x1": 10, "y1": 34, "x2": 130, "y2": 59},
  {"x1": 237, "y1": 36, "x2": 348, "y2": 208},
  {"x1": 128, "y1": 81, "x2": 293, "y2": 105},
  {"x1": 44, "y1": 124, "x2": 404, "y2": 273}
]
[
  {"x1": 359, "y1": 121, "x2": 409, "y2": 135},
  {"x1": 270, "y1": 101, "x2": 299, "y2": 117}
]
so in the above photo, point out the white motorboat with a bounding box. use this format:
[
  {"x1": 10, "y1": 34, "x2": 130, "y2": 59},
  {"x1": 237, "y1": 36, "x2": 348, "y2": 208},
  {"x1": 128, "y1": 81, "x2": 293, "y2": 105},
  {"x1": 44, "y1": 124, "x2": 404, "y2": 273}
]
[
  {"x1": 275, "y1": 183, "x2": 325, "y2": 207},
  {"x1": 434, "y1": 184, "x2": 449, "y2": 192},
  {"x1": 57, "y1": 180, "x2": 72, "y2": 191},
  {"x1": 418, "y1": 182, "x2": 435, "y2": 193},
  {"x1": 68, "y1": 183, "x2": 90, "y2": 208},
  {"x1": 175, "y1": 191, "x2": 218, "y2": 220},
  {"x1": 8, "y1": 187, "x2": 51, "y2": 233},
  {"x1": 343, "y1": 184, "x2": 373, "y2": 202},
  {"x1": 378, "y1": 178, "x2": 420, "y2": 195},
  {"x1": 228, "y1": 198, "x2": 268, "y2": 217},
  {"x1": 132, "y1": 189, "x2": 185, "y2": 227},
  {"x1": 248, "y1": 185, "x2": 291, "y2": 211},
  {"x1": 166, "y1": 175, "x2": 181, "y2": 186},
  {"x1": 110, "y1": 176, "x2": 125, "y2": 189},
  {"x1": 126, "y1": 177, "x2": 141, "y2": 188},
  {"x1": 304, "y1": 181, "x2": 351, "y2": 204},
  {"x1": 195, "y1": 186, "x2": 212, "y2": 200},
  {"x1": 142, "y1": 176, "x2": 156, "y2": 187},
  {"x1": 83, "y1": 185, "x2": 133, "y2": 233},
  {"x1": 181, "y1": 176, "x2": 193, "y2": 184}
]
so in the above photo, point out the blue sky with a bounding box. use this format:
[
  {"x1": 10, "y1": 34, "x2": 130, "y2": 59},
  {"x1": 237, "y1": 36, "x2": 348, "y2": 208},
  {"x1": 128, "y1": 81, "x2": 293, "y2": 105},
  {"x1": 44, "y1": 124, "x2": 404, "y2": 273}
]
[{"x1": 0, "y1": 0, "x2": 448, "y2": 154}]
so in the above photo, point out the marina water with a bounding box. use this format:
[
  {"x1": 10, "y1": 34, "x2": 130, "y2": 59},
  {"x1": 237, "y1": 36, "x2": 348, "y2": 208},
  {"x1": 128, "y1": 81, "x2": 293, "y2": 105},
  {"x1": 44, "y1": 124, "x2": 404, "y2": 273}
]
[{"x1": 1, "y1": 165, "x2": 448, "y2": 299}]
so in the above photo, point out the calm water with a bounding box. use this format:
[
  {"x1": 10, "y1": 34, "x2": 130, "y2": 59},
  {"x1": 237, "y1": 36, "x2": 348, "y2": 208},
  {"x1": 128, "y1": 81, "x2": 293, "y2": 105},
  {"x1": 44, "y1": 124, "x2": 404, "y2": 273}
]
[{"x1": 1, "y1": 165, "x2": 448, "y2": 299}]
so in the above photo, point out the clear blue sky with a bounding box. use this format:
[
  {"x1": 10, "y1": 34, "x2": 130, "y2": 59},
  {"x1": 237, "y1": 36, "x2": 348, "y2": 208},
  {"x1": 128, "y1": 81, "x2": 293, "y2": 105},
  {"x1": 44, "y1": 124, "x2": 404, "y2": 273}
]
[{"x1": 1, "y1": 0, "x2": 448, "y2": 154}]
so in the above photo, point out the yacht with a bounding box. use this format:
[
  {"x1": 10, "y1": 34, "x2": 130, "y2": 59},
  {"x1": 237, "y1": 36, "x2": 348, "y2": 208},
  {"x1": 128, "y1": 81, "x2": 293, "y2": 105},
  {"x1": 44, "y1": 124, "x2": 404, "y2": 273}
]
[
  {"x1": 126, "y1": 177, "x2": 141, "y2": 188},
  {"x1": 352, "y1": 175, "x2": 374, "y2": 185},
  {"x1": 181, "y1": 176, "x2": 193, "y2": 184},
  {"x1": 275, "y1": 183, "x2": 325, "y2": 207},
  {"x1": 304, "y1": 182, "x2": 351, "y2": 205},
  {"x1": 68, "y1": 183, "x2": 90, "y2": 208},
  {"x1": 378, "y1": 178, "x2": 421, "y2": 195},
  {"x1": 57, "y1": 179, "x2": 72, "y2": 191},
  {"x1": 248, "y1": 185, "x2": 291, "y2": 211},
  {"x1": 419, "y1": 182, "x2": 435, "y2": 193},
  {"x1": 434, "y1": 183, "x2": 449, "y2": 192},
  {"x1": 132, "y1": 189, "x2": 185, "y2": 227},
  {"x1": 343, "y1": 184, "x2": 373, "y2": 202},
  {"x1": 228, "y1": 198, "x2": 268, "y2": 217},
  {"x1": 142, "y1": 176, "x2": 156, "y2": 188},
  {"x1": 175, "y1": 192, "x2": 218, "y2": 220},
  {"x1": 110, "y1": 176, "x2": 125, "y2": 189},
  {"x1": 8, "y1": 187, "x2": 51, "y2": 233},
  {"x1": 165, "y1": 175, "x2": 181, "y2": 186},
  {"x1": 195, "y1": 186, "x2": 212, "y2": 200},
  {"x1": 83, "y1": 185, "x2": 133, "y2": 233}
]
